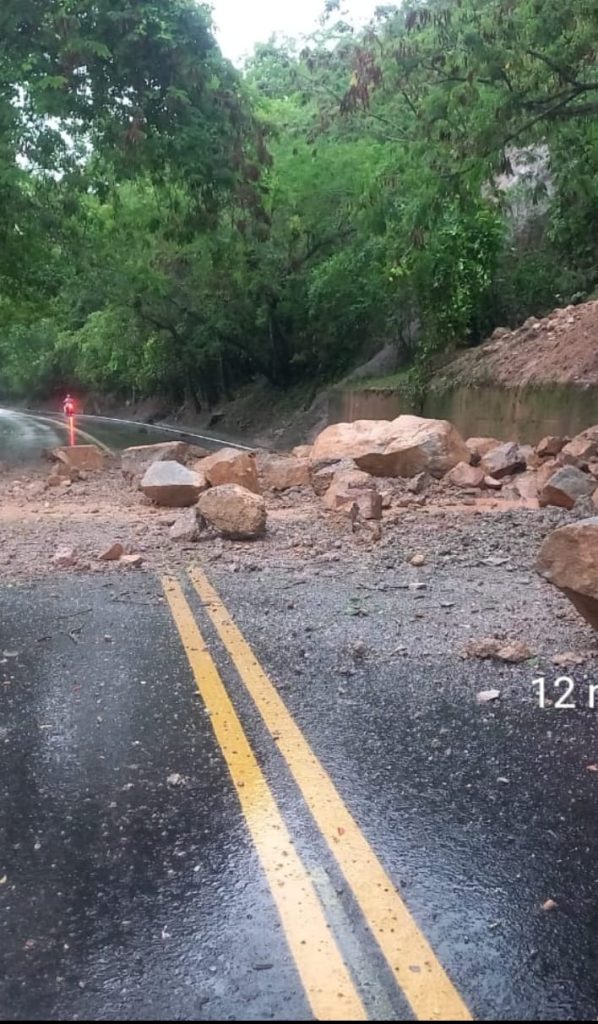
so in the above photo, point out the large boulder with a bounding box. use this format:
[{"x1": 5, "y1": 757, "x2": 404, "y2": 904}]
[
  {"x1": 480, "y1": 442, "x2": 525, "y2": 479},
  {"x1": 323, "y1": 468, "x2": 381, "y2": 519},
  {"x1": 538, "y1": 465, "x2": 596, "y2": 509},
  {"x1": 200, "y1": 447, "x2": 259, "y2": 493},
  {"x1": 140, "y1": 461, "x2": 207, "y2": 507},
  {"x1": 259, "y1": 454, "x2": 310, "y2": 491},
  {"x1": 121, "y1": 441, "x2": 188, "y2": 483},
  {"x1": 53, "y1": 444, "x2": 105, "y2": 471},
  {"x1": 559, "y1": 427, "x2": 598, "y2": 469},
  {"x1": 311, "y1": 415, "x2": 469, "y2": 479},
  {"x1": 198, "y1": 484, "x2": 267, "y2": 539},
  {"x1": 537, "y1": 519, "x2": 598, "y2": 629}
]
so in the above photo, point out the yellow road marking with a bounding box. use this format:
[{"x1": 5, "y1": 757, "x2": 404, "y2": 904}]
[
  {"x1": 162, "y1": 577, "x2": 367, "y2": 1022},
  {"x1": 190, "y1": 567, "x2": 472, "y2": 1022}
]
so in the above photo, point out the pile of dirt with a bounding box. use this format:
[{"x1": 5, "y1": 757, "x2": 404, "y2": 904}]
[{"x1": 431, "y1": 299, "x2": 598, "y2": 390}]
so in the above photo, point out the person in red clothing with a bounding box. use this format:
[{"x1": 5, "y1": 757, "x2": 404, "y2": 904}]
[{"x1": 63, "y1": 394, "x2": 75, "y2": 417}]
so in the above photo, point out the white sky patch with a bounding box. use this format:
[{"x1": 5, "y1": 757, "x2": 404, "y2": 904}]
[{"x1": 208, "y1": 0, "x2": 378, "y2": 65}]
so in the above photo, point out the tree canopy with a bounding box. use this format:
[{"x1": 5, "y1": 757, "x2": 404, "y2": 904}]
[{"x1": 1, "y1": 0, "x2": 597, "y2": 406}]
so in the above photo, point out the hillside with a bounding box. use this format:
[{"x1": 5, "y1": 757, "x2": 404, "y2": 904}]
[{"x1": 431, "y1": 300, "x2": 598, "y2": 391}]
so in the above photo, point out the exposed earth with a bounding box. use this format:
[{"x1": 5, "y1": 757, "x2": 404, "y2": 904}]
[{"x1": 432, "y1": 299, "x2": 598, "y2": 390}]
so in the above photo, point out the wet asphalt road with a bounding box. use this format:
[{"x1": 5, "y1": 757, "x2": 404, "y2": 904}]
[
  {"x1": 0, "y1": 408, "x2": 246, "y2": 463},
  {"x1": 2, "y1": 565, "x2": 598, "y2": 1020}
]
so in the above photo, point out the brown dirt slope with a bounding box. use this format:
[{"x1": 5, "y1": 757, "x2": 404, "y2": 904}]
[{"x1": 431, "y1": 300, "x2": 598, "y2": 390}]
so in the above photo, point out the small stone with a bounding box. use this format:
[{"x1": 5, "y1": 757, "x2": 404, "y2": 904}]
[
  {"x1": 120, "y1": 554, "x2": 143, "y2": 568},
  {"x1": 169, "y1": 508, "x2": 201, "y2": 542},
  {"x1": 407, "y1": 472, "x2": 431, "y2": 495},
  {"x1": 52, "y1": 546, "x2": 77, "y2": 568},
  {"x1": 465, "y1": 638, "x2": 532, "y2": 662},
  {"x1": 99, "y1": 542, "x2": 124, "y2": 562},
  {"x1": 477, "y1": 689, "x2": 501, "y2": 704},
  {"x1": 410, "y1": 553, "x2": 426, "y2": 566},
  {"x1": 552, "y1": 652, "x2": 586, "y2": 668}
]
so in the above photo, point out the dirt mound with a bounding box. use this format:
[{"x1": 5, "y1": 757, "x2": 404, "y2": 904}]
[{"x1": 432, "y1": 300, "x2": 598, "y2": 390}]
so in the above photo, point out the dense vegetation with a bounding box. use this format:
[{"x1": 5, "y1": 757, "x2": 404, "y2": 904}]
[{"x1": 0, "y1": 0, "x2": 597, "y2": 408}]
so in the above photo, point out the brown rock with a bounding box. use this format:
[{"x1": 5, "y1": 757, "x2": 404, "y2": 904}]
[
  {"x1": 121, "y1": 441, "x2": 188, "y2": 483},
  {"x1": 120, "y1": 554, "x2": 143, "y2": 568},
  {"x1": 140, "y1": 461, "x2": 207, "y2": 507},
  {"x1": 52, "y1": 546, "x2": 77, "y2": 568},
  {"x1": 536, "y1": 458, "x2": 559, "y2": 491},
  {"x1": 342, "y1": 489, "x2": 382, "y2": 520},
  {"x1": 53, "y1": 445, "x2": 105, "y2": 471},
  {"x1": 99, "y1": 542, "x2": 124, "y2": 561},
  {"x1": 465, "y1": 437, "x2": 501, "y2": 465},
  {"x1": 349, "y1": 490, "x2": 383, "y2": 521},
  {"x1": 185, "y1": 444, "x2": 212, "y2": 462},
  {"x1": 510, "y1": 470, "x2": 538, "y2": 501},
  {"x1": 559, "y1": 427, "x2": 598, "y2": 469},
  {"x1": 47, "y1": 462, "x2": 80, "y2": 486},
  {"x1": 464, "y1": 638, "x2": 532, "y2": 662},
  {"x1": 292, "y1": 444, "x2": 312, "y2": 459},
  {"x1": 200, "y1": 448, "x2": 259, "y2": 493},
  {"x1": 538, "y1": 465, "x2": 596, "y2": 509},
  {"x1": 483, "y1": 475, "x2": 503, "y2": 490},
  {"x1": 259, "y1": 455, "x2": 310, "y2": 491},
  {"x1": 310, "y1": 459, "x2": 356, "y2": 497},
  {"x1": 311, "y1": 415, "x2": 469, "y2": 478},
  {"x1": 169, "y1": 508, "x2": 201, "y2": 542},
  {"x1": 407, "y1": 472, "x2": 432, "y2": 494},
  {"x1": 518, "y1": 444, "x2": 540, "y2": 469},
  {"x1": 480, "y1": 443, "x2": 526, "y2": 479},
  {"x1": 323, "y1": 468, "x2": 381, "y2": 520},
  {"x1": 198, "y1": 484, "x2": 267, "y2": 539},
  {"x1": 537, "y1": 519, "x2": 598, "y2": 629},
  {"x1": 537, "y1": 435, "x2": 567, "y2": 458},
  {"x1": 445, "y1": 462, "x2": 485, "y2": 489}
]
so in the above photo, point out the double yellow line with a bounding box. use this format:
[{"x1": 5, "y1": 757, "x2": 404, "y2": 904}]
[{"x1": 163, "y1": 569, "x2": 472, "y2": 1022}]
